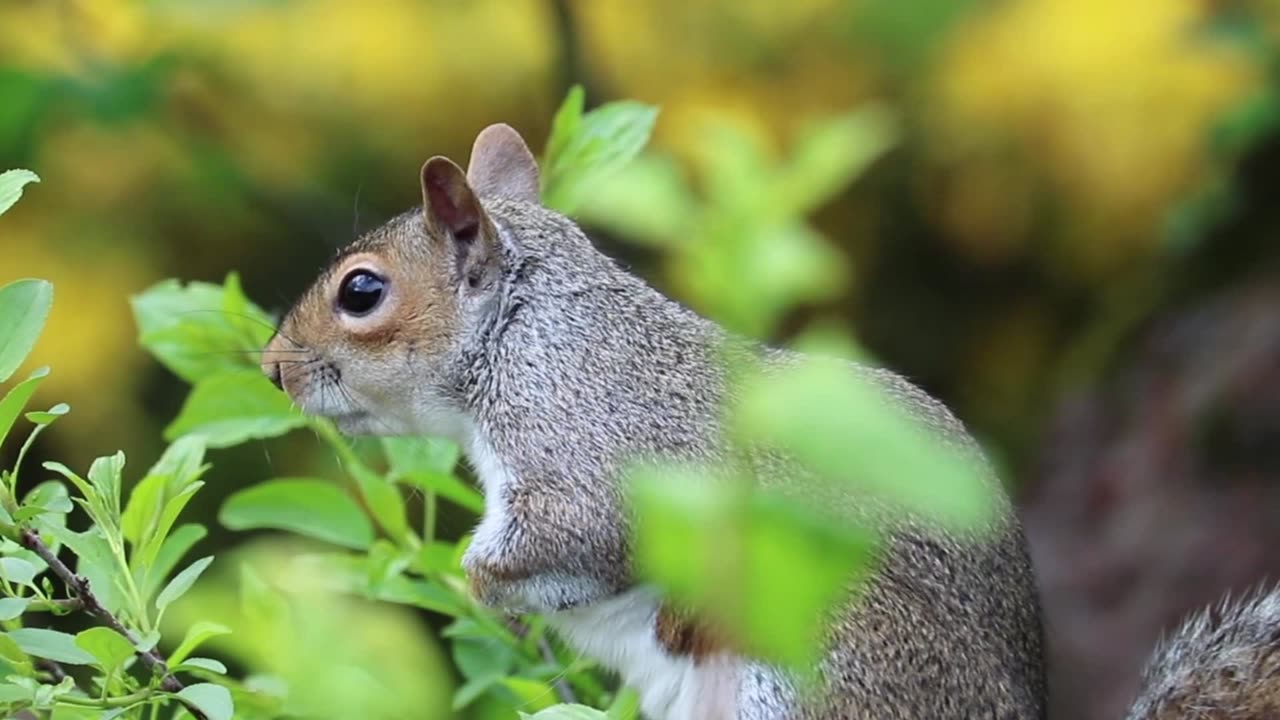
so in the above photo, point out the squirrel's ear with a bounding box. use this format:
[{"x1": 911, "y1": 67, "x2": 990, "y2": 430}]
[
  {"x1": 421, "y1": 156, "x2": 499, "y2": 285},
  {"x1": 466, "y1": 123, "x2": 540, "y2": 204}
]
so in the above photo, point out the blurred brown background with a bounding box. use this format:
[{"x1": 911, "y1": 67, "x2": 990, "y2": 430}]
[{"x1": 2, "y1": 1, "x2": 1279, "y2": 718}]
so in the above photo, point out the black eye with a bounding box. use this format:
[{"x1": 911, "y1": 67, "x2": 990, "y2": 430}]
[{"x1": 337, "y1": 270, "x2": 386, "y2": 316}]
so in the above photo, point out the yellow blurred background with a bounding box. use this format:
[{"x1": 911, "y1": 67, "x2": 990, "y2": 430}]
[{"x1": 3, "y1": 1, "x2": 1279, "y2": 718}]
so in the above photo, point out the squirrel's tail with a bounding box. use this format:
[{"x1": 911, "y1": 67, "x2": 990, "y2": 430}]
[{"x1": 1124, "y1": 585, "x2": 1280, "y2": 719}]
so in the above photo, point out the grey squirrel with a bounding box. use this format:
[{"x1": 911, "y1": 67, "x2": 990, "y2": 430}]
[{"x1": 260, "y1": 123, "x2": 1280, "y2": 719}]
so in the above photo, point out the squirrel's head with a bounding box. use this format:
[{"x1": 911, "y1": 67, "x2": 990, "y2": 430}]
[{"x1": 260, "y1": 123, "x2": 540, "y2": 437}]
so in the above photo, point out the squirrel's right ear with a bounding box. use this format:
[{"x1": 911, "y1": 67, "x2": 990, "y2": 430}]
[
  {"x1": 421, "y1": 156, "x2": 499, "y2": 286},
  {"x1": 466, "y1": 123, "x2": 540, "y2": 204}
]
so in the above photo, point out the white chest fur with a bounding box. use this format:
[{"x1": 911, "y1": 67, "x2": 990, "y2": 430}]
[
  {"x1": 460, "y1": 431, "x2": 740, "y2": 719},
  {"x1": 547, "y1": 587, "x2": 739, "y2": 720}
]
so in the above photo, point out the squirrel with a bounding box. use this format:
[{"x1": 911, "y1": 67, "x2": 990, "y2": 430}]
[{"x1": 259, "y1": 123, "x2": 1280, "y2": 720}]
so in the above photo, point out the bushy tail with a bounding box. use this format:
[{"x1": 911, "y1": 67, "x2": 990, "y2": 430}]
[{"x1": 1125, "y1": 585, "x2": 1280, "y2": 719}]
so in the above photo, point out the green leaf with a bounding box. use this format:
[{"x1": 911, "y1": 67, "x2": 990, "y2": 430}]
[
  {"x1": 0, "y1": 366, "x2": 48, "y2": 448},
  {"x1": 74, "y1": 627, "x2": 135, "y2": 672},
  {"x1": 175, "y1": 656, "x2": 227, "y2": 675},
  {"x1": 519, "y1": 705, "x2": 609, "y2": 720},
  {"x1": 168, "y1": 620, "x2": 232, "y2": 666},
  {"x1": 0, "y1": 597, "x2": 29, "y2": 620},
  {"x1": 381, "y1": 436, "x2": 460, "y2": 476},
  {"x1": 176, "y1": 682, "x2": 234, "y2": 720},
  {"x1": 156, "y1": 555, "x2": 214, "y2": 613},
  {"x1": 779, "y1": 107, "x2": 897, "y2": 218},
  {"x1": 219, "y1": 478, "x2": 374, "y2": 550},
  {"x1": 541, "y1": 91, "x2": 659, "y2": 214},
  {"x1": 606, "y1": 689, "x2": 641, "y2": 719},
  {"x1": 25, "y1": 402, "x2": 69, "y2": 425},
  {"x1": 0, "y1": 169, "x2": 39, "y2": 218},
  {"x1": 501, "y1": 678, "x2": 557, "y2": 713},
  {"x1": 542, "y1": 85, "x2": 584, "y2": 177},
  {"x1": 630, "y1": 463, "x2": 878, "y2": 667},
  {"x1": 86, "y1": 452, "x2": 126, "y2": 522},
  {"x1": 452, "y1": 636, "x2": 516, "y2": 684},
  {"x1": 575, "y1": 154, "x2": 696, "y2": 246},
  {"x1": 165, "y1": 370, "x2": 307, "y2": 448},
  {"x1": 0, "y1": 557, "x2": 37, "y2": 586},
  {"x1": 131, "y1": 277, "x2": 275, "y2": 384},
  {"x1": 0, "y1": 279, "x2": 52, "y2": 384},
  {"x1": 142, "y1": 523, "x2": 207, "y2": 600},
  {"x1": 24, "y1": 480, "x2": 72, "y2": 514},
  {"x1": 7, "y1": 628, "x2": 96, "y2": 665},
  {"x1": 125, "y1": 436, "x2": 208, "y2": 548},
  {"x1": 134, "y1": 483, "x2": 204, "y2": 578},
  {"x1": 155, "y1": 555, "x2": 214, "y2": 616},
  {"x1": 353, "y1": 467, "x2": 410, "y2": 544},
  {"x1": 41, "y1": 524, "x2": 128, "y2": 615}
]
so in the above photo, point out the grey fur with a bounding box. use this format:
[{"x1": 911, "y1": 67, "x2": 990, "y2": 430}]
[
  {"x1": 445, "y1": 196, "x2": 1048, "y2": 717},
  {"x1": 1126, "y1": 585, "x2": 1280, "y2": 720},
  {"x1": 269, "y1": 156, "x2": 1048, "y2": 716}
]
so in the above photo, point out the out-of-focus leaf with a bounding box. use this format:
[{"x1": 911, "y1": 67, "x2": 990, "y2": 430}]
[
  {"x1": 7, "y1": 628, "x2": 96, "y2": 665},
  {"x1": 131, "y1": 276, "x2": 275, "y2": 384},
  {"x1": 575, "y1": 154, "x2": 696, "y2": 246},
  {"x1": 220, "y1": 479, "x2": 374, "y2": 550},
  {"x1": 175, "y1": 656, "x2": 228, "y2": 675},
  {"x1": 733, "y1": 357, "x2": 997, "y2": 529},
  {"x1": 606, "y1": 689, "x2": 641, "y2": 719},
  {"x1": 631, "y1": 467, "x2": 877, "y2": 667},
  {"x1": 176, "y1": 683, "x2": 234, "y2": 720},
  {"x1": 541, "y1": 88, "x2": 659, "y2": 214},
  {"x1": 778, "y1": 107, "x2": 897, "y2": 218},
  {"x1": 519, "y1": 705, "x2": 609, "y2": 720},
  {"x1": 382, "y1": 436, "x2": 460, "y2": 476},
  {"x1": 0, "y1": 169, "x2": 39, "y2": 218},
  {"x1": 352, "y1": 466, "x2": 410, "y2": 544},
  {"x1": 168, "y1": 621, "x2": 232, "y2": 666},
  {"x1": 165, "y1": 370, "x2": 307, "y2": 448},
  {"x1": 501, "y1": 677, "x2": 557, "y2": 713}
]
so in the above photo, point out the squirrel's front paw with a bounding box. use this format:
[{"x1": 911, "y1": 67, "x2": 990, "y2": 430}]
[
  {"x1": 463, "y1": 555, "x2": 534, "y2": 611},
  {"x1": 463, "y1": 552, "x2": 605, "y2": 613}
]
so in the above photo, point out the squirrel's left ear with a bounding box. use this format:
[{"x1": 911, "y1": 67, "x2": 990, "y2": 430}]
[
  {"x1": 466, "y1": 123, "x2": 540, "y2": 204},
  {"x1": 421, "y1": 156, "x2": 500, "y2": 287}
]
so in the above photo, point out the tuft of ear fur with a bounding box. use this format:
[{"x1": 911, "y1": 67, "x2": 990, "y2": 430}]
[
  {"x1": 466, "y1": 123, "x2": 540, "y2": 204},
  {"x1": 421, "y1": 156, "x2": 499, "y2": 287}
]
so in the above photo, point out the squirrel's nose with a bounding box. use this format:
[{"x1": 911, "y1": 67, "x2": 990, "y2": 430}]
[
  {"x1": 261, "y1": 334, "x2": 286, "y2": 391},
  {"x1": 264, "y1": 360, "x2": 283, "y2": 391}
]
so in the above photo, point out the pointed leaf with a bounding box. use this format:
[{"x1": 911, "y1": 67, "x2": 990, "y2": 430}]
[
  {"x1": 131, "y1": 278, "x2": 275, "y2": 384},
  {"x1": 220, "y1": 478, "x2": 374, "y2": 550},
  {"x1": 168, "y1": 621, "x2": 232, "y2": 666},
  {"x1": 156, "y1": 556, "x2": 214, "y2": 612},
  {"x1": 7, "y1": 628, "x2": 96, "y2": 665},
  {"x1": 0, "y1": 279, "x2": 52, "y2": 384},
  {"x1": 0, "y1": 366, "x2": 48, "y2": 448},
  {"x1": 165, "y1": 370, "x2": 307, "y2": 448},
  {"x1": 0, "y1": 169, "x2": 39, "y2": 217},
  {"x1": 25, "y1": 402, "x2": 69, "y2": 425},
  {"x1": 0, "y1": 598, "x2": 29, "y2": 620}
]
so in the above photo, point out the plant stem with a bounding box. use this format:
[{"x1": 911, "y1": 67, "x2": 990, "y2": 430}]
[{"x1": 17, "y1": 529, "x2": 209, "y2": 720}]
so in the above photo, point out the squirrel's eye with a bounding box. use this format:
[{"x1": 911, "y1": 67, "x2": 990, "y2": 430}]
[{"x1": 337, "y1": 270, "x2": 387, "y2": 316}]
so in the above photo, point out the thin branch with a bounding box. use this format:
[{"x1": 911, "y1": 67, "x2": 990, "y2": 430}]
[{"x1": 18, "y1": 529, "x2": 209, "y2": 720}]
